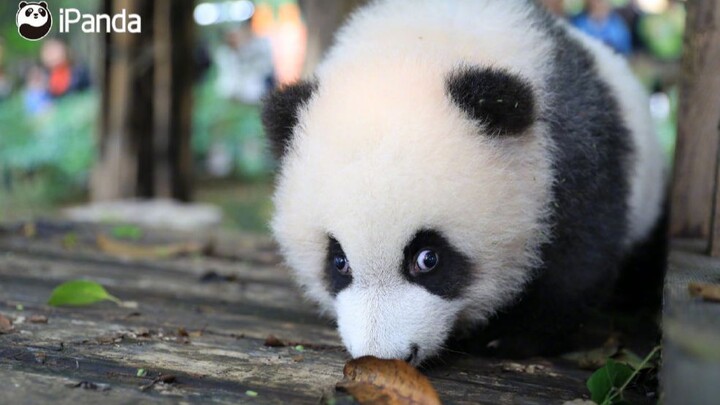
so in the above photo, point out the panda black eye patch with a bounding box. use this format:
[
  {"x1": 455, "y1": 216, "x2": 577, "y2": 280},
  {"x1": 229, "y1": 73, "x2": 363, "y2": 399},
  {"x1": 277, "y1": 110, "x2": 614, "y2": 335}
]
[
  {"x1": 325, "y1": 236, "x2": 353, "y2": 296},
  {"x1": 401, "y1": 230, "x2": 473, "y2": 299}
]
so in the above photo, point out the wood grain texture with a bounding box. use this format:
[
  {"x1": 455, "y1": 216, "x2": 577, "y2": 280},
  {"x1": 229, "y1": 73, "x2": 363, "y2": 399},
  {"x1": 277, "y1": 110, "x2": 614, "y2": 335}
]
[
  {"x1": 670, "y1": 0, "x2": 720, "y2": 239},
  {"x1": 0, "y1": 221, "x2": 653, "y2": 404}
]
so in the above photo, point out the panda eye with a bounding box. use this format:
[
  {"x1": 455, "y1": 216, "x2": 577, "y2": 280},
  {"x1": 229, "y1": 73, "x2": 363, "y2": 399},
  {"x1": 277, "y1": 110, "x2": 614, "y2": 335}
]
[
  {"x1": 413, "y1": 249, "x2": 439, "y2": 274},
  {"x1": 26, "y1": 8, "x2": 33, "y2": 16},
  {"x1": 333, "y1": 254, "x2": 351, "y2": 276},
  {"x1": 39, "y1": 8, "x2": 46, "y2": 16}
]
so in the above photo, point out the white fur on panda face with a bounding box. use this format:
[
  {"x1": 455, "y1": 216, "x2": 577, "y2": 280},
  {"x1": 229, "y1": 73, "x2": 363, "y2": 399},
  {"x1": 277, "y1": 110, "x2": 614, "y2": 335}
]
[
  {"x1": 337, "y1": 283, "x2": 464, "y2": 363},
  {"x1": 17, "y1": 4, "x2": 49, "y2": 27},
  {"x1": 272, "y1": 0, "x2": 555, "y2": 364}
]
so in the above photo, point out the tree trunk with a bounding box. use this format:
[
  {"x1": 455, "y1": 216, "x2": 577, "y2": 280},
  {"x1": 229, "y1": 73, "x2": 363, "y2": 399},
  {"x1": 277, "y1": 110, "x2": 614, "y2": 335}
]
[
  {"x1": 670, "y1": 0, "x2": 720, "y2": 245},
  {"x1": 153, "y1": 0, "x2": 194, "y2": 201},
  {"x1": 300, "y1": 0, "x2": 369, "y2": 77},
  {"x1": 92, "y1": 0, "x2": 193, "y2": 202}
]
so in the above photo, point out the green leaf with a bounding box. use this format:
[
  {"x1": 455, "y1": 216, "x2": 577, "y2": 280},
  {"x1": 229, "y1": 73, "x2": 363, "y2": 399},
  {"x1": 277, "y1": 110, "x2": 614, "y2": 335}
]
[
  {"x1": 110, "y1": 224, "x2": 143, "y2": 240},
  {"x1": 48, "y1": 280, "x2": 121, "y2": 307},
  {"x1": 587, "y1": 359, "x2": 634, "y2": 404}
]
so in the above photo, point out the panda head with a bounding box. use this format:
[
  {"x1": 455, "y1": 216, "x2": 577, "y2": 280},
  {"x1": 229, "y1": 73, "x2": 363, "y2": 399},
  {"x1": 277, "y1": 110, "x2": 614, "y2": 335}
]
[
  {"x1": 16, "y1": 2, "x2": 52, "y2": 41},
  {"x1": 264, "y1": 60, "x2": 553, "y2": 364}
]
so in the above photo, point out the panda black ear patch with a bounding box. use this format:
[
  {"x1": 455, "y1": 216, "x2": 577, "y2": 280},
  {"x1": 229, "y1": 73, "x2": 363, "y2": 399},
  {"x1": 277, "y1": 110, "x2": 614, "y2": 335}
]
[
  {"x1": 446, "y1": 66, "x2": 536, "y2": 136},
  {"x1": 262, "y1": 80, "x2": 317, "y2": 160}
]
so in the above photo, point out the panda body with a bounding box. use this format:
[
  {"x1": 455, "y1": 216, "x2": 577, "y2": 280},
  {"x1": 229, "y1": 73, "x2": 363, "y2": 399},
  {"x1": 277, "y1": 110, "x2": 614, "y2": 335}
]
[
  {"x1": 264, "y1": 0, "x2": 666, "y2": 363},
  {"x1": 16, "y1": 1, "x2": 52, "y2": 41}
]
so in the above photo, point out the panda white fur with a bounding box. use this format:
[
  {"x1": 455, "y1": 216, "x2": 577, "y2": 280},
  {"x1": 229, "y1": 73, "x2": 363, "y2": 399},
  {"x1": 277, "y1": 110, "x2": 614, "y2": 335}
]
[
  {"x1": 16, "y1": 1, "x2": 52, "y2": 41},
  {"x1": 263, "y1": 0, "x2": 667, "y2": 364}
]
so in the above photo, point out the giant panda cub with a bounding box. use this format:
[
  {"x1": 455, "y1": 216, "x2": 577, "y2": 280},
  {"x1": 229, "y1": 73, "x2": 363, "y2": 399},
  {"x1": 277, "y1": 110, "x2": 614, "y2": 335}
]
[{"x1": 263, "y1": 0, "x2": 667, "y2": 364}]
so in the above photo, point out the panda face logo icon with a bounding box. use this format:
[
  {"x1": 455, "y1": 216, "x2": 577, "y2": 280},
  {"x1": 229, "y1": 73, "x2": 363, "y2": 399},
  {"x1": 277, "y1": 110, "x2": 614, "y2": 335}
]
[{"x1": 16, "y1": 1, "x2": 52, "y2": 41}]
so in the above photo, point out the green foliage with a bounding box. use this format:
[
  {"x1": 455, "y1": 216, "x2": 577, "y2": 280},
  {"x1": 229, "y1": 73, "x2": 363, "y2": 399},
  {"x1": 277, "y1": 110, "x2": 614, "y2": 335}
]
[
  {"x1": 0, "y1": 92, "x2": 97, "y2": 178},
  {"x1": 587, "y1": 346, "x2": 660, "y2": 405},
  {"x1": 192, "y1": 75, "x2": 273, "y2": 178},
  {"x1": 587, "y1": 359, "x2": 634, "y2": 404},
  {"x1": 639, "y1": 5, "x2": 685, "y2": 61},
  {"x1": 48, "y1": 280, "x2": 121, "y2": 307}
]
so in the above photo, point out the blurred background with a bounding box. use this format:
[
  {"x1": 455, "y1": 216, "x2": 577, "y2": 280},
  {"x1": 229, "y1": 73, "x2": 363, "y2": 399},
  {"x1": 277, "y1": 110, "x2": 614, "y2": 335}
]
[{"x1": 0, "y1": 0, "x2": 685, "y2": 233}]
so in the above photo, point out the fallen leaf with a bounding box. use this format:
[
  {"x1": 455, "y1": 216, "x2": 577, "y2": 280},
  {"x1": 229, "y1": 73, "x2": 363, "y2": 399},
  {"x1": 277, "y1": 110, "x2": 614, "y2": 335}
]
[
  {"x1": 67, "y1": 381, "x2": 111, "y2": 391},
  {"x1": 587, "y1": 359, "x2": 633, "y2": 404},
  {"x1": 23, "y1": 222, "x2": 36, "y2": 238},
  {"x1": 688, "y1": 282, "x2": 720, "y2": 302},
  {"x1": 157, "y1": 375, "x2": 176, "y2": 384},
  {"x1": 262, "y1": 334, "x2": 338, "y2": 351},
  {"x1": 48, "y1": 280, "x2": 122, "y2": 307},
  {"x1": 563, "y1": 335, "x2": 620, "y2": 370},
  {"x1": 139, "y1": 374, "x2": 177, "y2": 391},
  {"x1": 97, "y1": 234, "x2": 205, "y2": 260},
  {"x1": 264, "y1": 334, "x2": 285, "y2": 347},
  {"x1": 61, "y1": 232, "x2": 78, "y2": 249},
  {"x1": 0, "y1": 314, "x2": 14, "y2": 334},
  {"x1": 29, "y1": 315, "x2": 48, "y2": 324},
  {"x1": 336, "y1": 356, "x2": 442, "y2": 405},
  {"x1": 110, "y1": 224, "x2": 143, "y2": 240}
]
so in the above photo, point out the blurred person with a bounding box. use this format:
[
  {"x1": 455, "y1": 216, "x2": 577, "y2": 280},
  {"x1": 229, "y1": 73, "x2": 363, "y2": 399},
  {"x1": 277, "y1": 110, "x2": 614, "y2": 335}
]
[
  {"x1": 214, "y1": 25, "x2": 275, "y2": 104},
  {"x1": 23, "y1": 65, "x2": 51, "y2": 115},
  {"x1": 573, "y1": 0, "x2": 632, "y2": 55},
  {"x1": 40, "y1": 39, "x2": 91, "y2": 98},
  {"x1": 0, "y1": 38, "x2": 11, "y2": 100},
  {"x1": 540, "y1": 0, "x2": 565, "y2": 17}
]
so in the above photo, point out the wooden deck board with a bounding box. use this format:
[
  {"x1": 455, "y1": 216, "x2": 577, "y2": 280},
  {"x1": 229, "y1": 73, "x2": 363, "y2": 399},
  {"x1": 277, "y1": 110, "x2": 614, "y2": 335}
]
[
  {"x1": 0, "y1": 221, "x2": 651, "y2": 404},
  {"x1": 662, "y1": 240, "x2": 720, "y2": 404}
]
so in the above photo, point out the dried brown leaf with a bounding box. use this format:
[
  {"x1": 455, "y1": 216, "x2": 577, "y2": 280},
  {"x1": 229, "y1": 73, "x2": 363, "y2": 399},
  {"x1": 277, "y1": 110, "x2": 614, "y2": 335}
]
[
  {"x1": 264, "y1": 334, "x2": 285, "y2": 347},
  {"x1": 337, "y1": 356, "x2": 442, "y2": 405},
  {"x1": 688, "y1": 282, "x2": 720, "y2": 302},
  {"x1": 29, "y1": 315, "x2": 48, "y2": 324},
  {"x1": 0, "y1": 314, "x2": 14, "y2": 334},
  {"x1": 97, "y1": 234, "x2": 204, "y2": 259}
]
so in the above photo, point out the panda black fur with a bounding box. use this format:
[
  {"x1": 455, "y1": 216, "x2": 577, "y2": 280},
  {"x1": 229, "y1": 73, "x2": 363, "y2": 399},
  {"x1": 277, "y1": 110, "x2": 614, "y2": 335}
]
[
  {"x1": 16, "y1": 2, "x2": 52, "y2": 41},
  {"x1": 263, "y1": 0, "x2": 667, "y2": 364}
]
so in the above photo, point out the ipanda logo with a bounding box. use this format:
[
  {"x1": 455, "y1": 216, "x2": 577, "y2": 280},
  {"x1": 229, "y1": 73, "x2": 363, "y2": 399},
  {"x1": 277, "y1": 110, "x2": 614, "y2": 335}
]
[
  {"x1": 16, "y1": 1, "x2": 141, "y2": 41},
  {"x1": 16, "y1": 1, "x2": 52, "y2": 41}
]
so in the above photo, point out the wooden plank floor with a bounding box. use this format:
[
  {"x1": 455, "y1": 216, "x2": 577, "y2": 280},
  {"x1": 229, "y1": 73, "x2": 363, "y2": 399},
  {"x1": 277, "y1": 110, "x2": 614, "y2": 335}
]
[
  {"x1": 662, "y1": 240, "x2": 720, "y2": 404},
  {"x1": 0, "y1": 221, "x2": 646, "y2": 404}
]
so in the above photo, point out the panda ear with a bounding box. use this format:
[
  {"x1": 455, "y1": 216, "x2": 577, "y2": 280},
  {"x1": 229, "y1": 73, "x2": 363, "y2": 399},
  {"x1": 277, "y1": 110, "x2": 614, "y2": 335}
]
[
  {"x1": 446, "y1": 66, "x2": 536, "y2": 136},
  {"x1": 40, "y1": 1, "x2": 48, "y2": 8},
  {"x1": 19, "y1": 2, "x2": 28, "y2": 8},
  {"x1": 262, "y1": 80, "x2": 317, "y2": 160}
]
